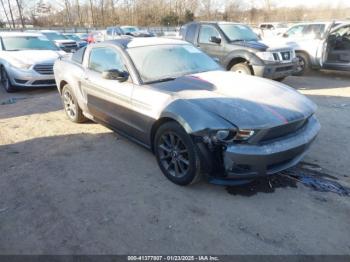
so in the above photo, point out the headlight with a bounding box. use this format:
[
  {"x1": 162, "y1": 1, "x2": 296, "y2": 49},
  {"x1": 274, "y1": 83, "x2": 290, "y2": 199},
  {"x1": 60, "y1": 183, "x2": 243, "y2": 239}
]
[
  {"x1": 210, "y1": 129, "x2": 255, "y2": 143},
  {"x1": 291, "y1": 49, "x2": 296, "y2": 59},
  {"x1": 9, "y1": 58, "x2": 32, "y2": 69},
  {"x1": 256, "y1": 51, "x2": 275, "y2": 62},
  {"x1": 234, "y1": 129, "x2": 255, "y2": 141}
]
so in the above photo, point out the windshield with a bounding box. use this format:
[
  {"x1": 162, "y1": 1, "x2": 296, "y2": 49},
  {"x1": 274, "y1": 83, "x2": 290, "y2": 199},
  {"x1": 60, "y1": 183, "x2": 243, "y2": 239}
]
[
  {"x1": 122, "y1": 27, "x2": 139, "y2": 34},
  {"x1": 2, "y1": 36, "x2": 59, "y2": 51},
  {"x1": 127, "y1": 44, "x2": 221, "y2": 83},
  {"x1": 42, "y1": 32, "x2": 68, "y2": 41},
  {"x1": 219, "y1": 24, "x2": 258, "y2": 41},
  {"x1": 65, "y1": 34, "x2": 80, "y2": 41}
]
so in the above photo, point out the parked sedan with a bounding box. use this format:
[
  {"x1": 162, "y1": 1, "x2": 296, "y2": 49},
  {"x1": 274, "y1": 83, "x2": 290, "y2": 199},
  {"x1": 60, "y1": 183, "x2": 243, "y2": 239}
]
[
  {"x1": 54, "y1": 38, "x2": 320, "y2": 186},
  {"x1": 63, "y1": 33, "x2": 88, "y2": 48},
  {"x1": 0, "y1": 32, "x2": 66, "y2": 92}
]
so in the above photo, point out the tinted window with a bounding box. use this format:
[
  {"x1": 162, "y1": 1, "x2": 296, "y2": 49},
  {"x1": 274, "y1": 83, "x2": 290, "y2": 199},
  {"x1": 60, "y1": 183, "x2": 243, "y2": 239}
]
[
  {"x1": 198, "y1": 25, "x2": 220, "y2": 44},
  {"x1": 72, "y1": 46, "x2": 86, "y2": 64},
  {"x1": 185, "y1": 24, "x2": 197, "y2": 42},
  {"x1": 127, "y1": 44, "x2": 221, "y2": 83},
  {"x1": 89, "y1": 47, "x2": 126, "y2": 73}
]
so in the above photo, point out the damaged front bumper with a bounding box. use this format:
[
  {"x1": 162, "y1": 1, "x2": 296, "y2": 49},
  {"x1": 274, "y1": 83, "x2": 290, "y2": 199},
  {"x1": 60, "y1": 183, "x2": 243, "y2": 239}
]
[{"x1": 209, "y1": 115, "x2": 320, "y2": 185}]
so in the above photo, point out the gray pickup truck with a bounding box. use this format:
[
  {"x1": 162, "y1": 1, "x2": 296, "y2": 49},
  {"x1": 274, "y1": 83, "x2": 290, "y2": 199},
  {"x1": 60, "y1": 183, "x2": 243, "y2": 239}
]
[{"x1": 180, "y1": 21, "x2": 298, "y2": 81}]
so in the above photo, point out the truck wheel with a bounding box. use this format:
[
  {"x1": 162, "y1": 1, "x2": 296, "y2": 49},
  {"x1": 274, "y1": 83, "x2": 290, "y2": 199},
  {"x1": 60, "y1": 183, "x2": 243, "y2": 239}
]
[
  {"x1": 154, "y1": 121, "x2": 202, "y2": 186},
  {"x1": 61, "y1": 84, "x2": 87, "y2": 123},
  {"x1": 275, "y1": 77, "x2": 286, "y2": 82},
  {"x1": 230, "y1": 63, "x2": 252, "y2": 75},
  {"x1": 293, "y1": 53, "x2": 310, "y2": 76},
  {"x1": 0, "y1": 67, "x2": 16, "y2": 93}
]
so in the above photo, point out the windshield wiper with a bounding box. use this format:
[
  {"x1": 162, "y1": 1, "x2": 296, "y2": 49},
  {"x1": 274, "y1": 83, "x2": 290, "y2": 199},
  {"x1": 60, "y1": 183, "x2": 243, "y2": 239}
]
[{"x1": 145, "y1": 77, "x2": 177, "y2": 84}]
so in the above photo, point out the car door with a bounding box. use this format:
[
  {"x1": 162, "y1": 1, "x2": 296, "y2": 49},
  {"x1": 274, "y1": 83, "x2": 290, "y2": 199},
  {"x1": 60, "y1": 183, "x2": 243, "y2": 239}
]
[
  {"x1": 321, "y1": 24, "x2": 350, "y2": 71},
  {"x1": 196, "y1": 24, "x2": 225, "y2": 63},
  {"x1": 81, "y1": 46, "x2": 135, "y2": 133}
]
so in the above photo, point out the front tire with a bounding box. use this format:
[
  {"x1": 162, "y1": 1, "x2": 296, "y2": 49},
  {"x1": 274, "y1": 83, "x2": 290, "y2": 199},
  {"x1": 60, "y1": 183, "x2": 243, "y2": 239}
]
[
  {"x1": 154, "y1": 121, "x2": 202, "y2": 186},
  {"x1": 0, "y1": 67, "x2": 15, "y2": 93},
  {"x1": 61, "y1": 84, "x2": 87, "y2": 123},
  {"x1": 230, "y1": 63, "x2": 253, "y2": 75},
  {"x1": 293, "y1": 53, "x2": 310, "y2": 76}
]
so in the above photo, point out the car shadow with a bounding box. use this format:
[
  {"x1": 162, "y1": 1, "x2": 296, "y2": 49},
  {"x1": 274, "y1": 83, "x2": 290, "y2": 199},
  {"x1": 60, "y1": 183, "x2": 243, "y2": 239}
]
[
  {"x1": 0, "y1": 87, "x2": 62, "y2": 119},
  {"x1": 225, "y1": 174, "x2": 298, "y2": 197}
]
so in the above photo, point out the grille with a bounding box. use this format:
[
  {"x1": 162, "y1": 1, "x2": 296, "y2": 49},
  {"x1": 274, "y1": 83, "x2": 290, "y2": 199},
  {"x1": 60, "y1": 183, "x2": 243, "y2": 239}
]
[
  {"x1": 32, "y1": 79, "x2": 56, "y2": 85},
  {"x1": 61, "y1": 42, "x2": 78, "y2": 50},
  {"x1": 272, "y1": 50, "x2": 292, "y2": 62},
  {"x1": 276, "y1": 66, "x2": 293, "y2": 72},
  {"x1": 260, "y1": 117, "x2": 308, "y2": 143},
  {"x1": 33, "y1": 64, "x2": 54, "y2": 75}
]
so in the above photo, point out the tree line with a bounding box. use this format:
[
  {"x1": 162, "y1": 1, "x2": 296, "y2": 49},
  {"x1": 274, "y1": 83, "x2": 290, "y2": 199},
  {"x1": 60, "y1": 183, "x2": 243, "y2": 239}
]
[{"x1": 0, "y1": 0, "x2": 349, "y2": 28}]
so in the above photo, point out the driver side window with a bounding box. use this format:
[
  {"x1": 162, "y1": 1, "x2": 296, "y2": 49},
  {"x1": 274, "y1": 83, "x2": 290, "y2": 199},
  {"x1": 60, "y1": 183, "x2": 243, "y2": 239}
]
[
  {"x1": 198, "y1": 25, "x2": 220, "y2": 44},
  {"x1": 89, "y1": 47, "x2": 126, "y2": 73}
]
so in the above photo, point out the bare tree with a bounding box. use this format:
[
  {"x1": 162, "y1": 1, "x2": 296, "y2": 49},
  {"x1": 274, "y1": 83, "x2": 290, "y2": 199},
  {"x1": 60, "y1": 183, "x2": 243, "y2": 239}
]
[
  {"x1": 15, "y1": 0, "x2": 25, "y2": 28},
  {"x1": 6, "y1": 0, "x2": 15, "y2": 28},
  {"x1": 0, "y1": 0, "x2": 11, "y2": 28}
]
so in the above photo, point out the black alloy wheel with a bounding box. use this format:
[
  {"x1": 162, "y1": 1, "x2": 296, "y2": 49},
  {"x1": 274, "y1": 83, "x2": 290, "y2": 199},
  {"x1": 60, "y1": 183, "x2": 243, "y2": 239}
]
[{"x1": 155, "y1": 122, "x2": 202, "y2": 185}]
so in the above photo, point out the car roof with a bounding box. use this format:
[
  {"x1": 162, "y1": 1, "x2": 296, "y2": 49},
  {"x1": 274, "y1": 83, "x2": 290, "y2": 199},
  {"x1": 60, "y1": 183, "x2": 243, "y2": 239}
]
[
  {"x1": 188, "y1": 21, "x2": 241, "y2": 25},
  {"x1": 104, "y1": 37, "x2": 188, "y2": 49},
  {"x1": 0, "y1": 32, "x2": 44, "y2": 37}
]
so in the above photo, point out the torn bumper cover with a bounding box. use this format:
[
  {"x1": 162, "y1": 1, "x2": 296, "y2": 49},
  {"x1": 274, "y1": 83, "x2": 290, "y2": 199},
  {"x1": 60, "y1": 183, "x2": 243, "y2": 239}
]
[{"x1": 211, "y1": 115, "x2": 320, "y2": 185}]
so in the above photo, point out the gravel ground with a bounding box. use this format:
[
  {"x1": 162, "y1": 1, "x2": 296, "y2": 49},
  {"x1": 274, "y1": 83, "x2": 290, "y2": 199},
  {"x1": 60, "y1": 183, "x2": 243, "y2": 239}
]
[{"x1": 0, "y1": 71, "x2": 349, "y2": 255}]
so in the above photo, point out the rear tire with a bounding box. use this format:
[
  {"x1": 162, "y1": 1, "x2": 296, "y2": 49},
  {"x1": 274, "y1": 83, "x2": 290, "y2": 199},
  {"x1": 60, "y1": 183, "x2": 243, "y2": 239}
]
[
  {"x1": 61, "y1": 84, "x2": 87, "y2": 123},
  {"x1": 275, "y1": 77, "x2": 286, "y2": 82},
  {"x1": 154, "y1": 121, "x2": 202, "y2": 186},
  {"x1": 293, "y1": 53, "x2": 310, "y2": 76},
  {"x1": 0, "y1": 67, "x2": 16, "y2": 93},
  {"x1": 230, "y1": 63, "x2": 253, "y2": 75}
]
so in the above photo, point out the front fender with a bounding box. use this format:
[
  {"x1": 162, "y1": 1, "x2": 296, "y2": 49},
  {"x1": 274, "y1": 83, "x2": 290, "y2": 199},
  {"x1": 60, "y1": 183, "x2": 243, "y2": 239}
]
[
  {"x1": 160, "y1": 99, "x2": 236, "y2": 134},
  {"x1": 223, "y1": 50, "x2": 264, "y2": 69}
]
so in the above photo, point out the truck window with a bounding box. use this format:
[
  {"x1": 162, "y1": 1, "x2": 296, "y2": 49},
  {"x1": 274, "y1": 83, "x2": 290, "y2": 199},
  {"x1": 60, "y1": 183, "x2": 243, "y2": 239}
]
[
  {"x1": 285, "y1": 25, "x2": 305, "y2": 37},
  {"x1": 185, "y1": 24, "x2": 197, "y2": 43},
  {"x1": 88, "y1": 47, "x2": 126, "y2": 73},
  {"x1": 303, "y1": 24, "x2": 326, "y2": 37},
  {"x1": 198, "y1": 25, "x2": 220, "y2": 44}
]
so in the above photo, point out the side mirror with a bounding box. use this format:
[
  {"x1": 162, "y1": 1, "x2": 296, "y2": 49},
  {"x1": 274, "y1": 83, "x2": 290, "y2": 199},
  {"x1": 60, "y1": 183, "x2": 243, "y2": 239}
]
[
  {"x1": 102, "y1": 69, "x2": 129, "y2": 82},
  {"x1": 210, "y1": 36, "x2": 221, "y2": 44}
]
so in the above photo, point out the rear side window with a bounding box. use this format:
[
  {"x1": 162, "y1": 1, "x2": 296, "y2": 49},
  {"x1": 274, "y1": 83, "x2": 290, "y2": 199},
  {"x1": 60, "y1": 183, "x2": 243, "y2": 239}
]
[
  {"x1": 185, "y1": 24, "x2": 197, "y2": 43},
  {"x1": 72, "y1": 46, "x2": 86, "y2": 64},
  {"x1": 88, "y1": 47, "x2": 126, "y2": 73}
]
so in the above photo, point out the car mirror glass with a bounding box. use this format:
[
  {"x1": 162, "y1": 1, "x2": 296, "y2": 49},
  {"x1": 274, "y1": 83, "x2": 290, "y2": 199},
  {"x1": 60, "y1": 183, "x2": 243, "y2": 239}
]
[
  {"x1": 210, "y1": 36, "x2": 221, "y2": 44},
  {"x1": 102, "y1": 69, "x2": 129, "y2": 82}
]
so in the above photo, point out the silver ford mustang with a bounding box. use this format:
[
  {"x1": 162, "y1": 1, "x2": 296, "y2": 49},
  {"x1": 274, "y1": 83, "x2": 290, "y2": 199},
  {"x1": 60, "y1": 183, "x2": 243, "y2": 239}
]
[
  {"x1": 54, "y1": 37, "x2": 320, "y2": 186},
  {"x1": 0, "y1": 32, "x2": 66, "y2": 92}
]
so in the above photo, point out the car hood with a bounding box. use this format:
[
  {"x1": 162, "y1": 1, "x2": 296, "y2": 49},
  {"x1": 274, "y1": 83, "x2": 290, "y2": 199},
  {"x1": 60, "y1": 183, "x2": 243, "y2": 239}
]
[
  {"x1": 5, "y1": 50, "x2": 65, "y2": 65},
  {"x1": 230, "y1": 40, "x2": 268, "y2": 51},
  {"x1": 155, "y1": 71, "x2": 316, "y2": 129},
  {"x1": 230, "y1": 40, "x2": 292, "y2": 51}
]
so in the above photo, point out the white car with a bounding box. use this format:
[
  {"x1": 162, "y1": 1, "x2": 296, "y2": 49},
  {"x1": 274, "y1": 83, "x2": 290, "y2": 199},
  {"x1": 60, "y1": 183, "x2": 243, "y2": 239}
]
[
  {"x1": 0, "y1": 32, "x2": 67, "y2": 92},
  {"x1": 275, "y1": 21, "x2": 349, "y2": 75},
  {"x1": 39, "y1": 30, "x2": 79, "y2": 53},
  {"x1": 259, "y1": 22, "x2": 289, "y2": 39}
]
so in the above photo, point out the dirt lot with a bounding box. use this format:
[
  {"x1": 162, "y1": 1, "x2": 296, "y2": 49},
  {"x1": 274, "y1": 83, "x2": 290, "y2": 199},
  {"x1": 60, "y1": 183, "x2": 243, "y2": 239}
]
[{"x1": 0, "y1": 71, "x2": 350, "y2": 255}]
